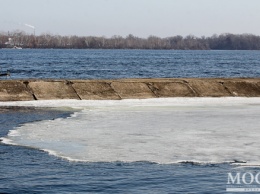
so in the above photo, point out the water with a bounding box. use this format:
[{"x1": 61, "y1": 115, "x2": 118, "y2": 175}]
[
  {"x1": 1, "y1": 49, "x2": 260, "y2": 193},
  {"x1": 1, "y1": 98, "x2": 260, "y2": 193},
  {"x1": 0, "y1": 49, "x2": 260, "y2": 79}
]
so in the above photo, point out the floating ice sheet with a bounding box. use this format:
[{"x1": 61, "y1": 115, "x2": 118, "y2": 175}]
[{"x1": 1, "y1": 97, "x2": 260, "y2": 164}]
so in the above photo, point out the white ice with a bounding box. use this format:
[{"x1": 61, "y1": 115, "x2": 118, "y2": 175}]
[{"x1": 1, "y1": 97, "x2": 260, "y2": 164}]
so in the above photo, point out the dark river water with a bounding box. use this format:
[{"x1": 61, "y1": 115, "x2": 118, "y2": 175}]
[{"x1": 1, "y1": 49, "x2": 259, "y2": 79}]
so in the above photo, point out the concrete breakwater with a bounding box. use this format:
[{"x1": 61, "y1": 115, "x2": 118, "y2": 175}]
[{"x1": 0, "y1": 78, "x2": 260, "y2": 101}]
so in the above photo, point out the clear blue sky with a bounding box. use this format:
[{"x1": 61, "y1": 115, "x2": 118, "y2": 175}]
[{"x1": 1, "y1": 0, "x2": 260, "y2": 37}]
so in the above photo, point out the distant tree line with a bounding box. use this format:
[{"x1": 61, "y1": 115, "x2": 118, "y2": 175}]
[{"x1": 1, "y1": 30, "x2": 260, "y2": 50}]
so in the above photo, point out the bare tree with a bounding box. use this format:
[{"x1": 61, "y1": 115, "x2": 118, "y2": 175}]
[{"x1": 1, "y1": 30, "x2": 260, "y2": 50}]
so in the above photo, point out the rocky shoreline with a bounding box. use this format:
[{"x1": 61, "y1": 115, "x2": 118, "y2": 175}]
[{"x1": 0, "y1": 78, "x2": 260, "y2": 101}]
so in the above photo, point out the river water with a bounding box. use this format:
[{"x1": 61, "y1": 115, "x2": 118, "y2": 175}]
[
  {"x1": 0, "y1": 49, "x2": 260, "y2": 193},
  {"x1": 0, "y1": 49, "x2": 259, "y2": 79}
]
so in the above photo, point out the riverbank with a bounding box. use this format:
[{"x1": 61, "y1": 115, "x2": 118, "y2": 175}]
[{"x1": 0, "y1": 78, "x2": 260, "y2": 101}]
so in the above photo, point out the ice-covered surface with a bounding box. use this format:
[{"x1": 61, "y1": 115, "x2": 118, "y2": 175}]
[{"x1": 1, "y1": 98, "x2": 260, "y2": 164}]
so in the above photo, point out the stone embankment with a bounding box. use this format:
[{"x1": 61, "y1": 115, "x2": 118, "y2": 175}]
[{"x1": 0, "y1": 78, "x2": 260, "y2": 101}]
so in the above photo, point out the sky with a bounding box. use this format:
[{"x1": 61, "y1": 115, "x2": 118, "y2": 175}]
[{"x1": 1, "y1": 0, "x2": 260, "y2": 38}]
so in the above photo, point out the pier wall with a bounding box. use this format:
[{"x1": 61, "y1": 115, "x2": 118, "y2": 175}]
[{"x1": 0, "y1": 78, "x2": 260, "y2": 101}]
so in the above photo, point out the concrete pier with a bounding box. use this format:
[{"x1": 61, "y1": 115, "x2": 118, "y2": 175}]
[{"x1": 0, "y1": 78, "x2": 259, "y2": 101}]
